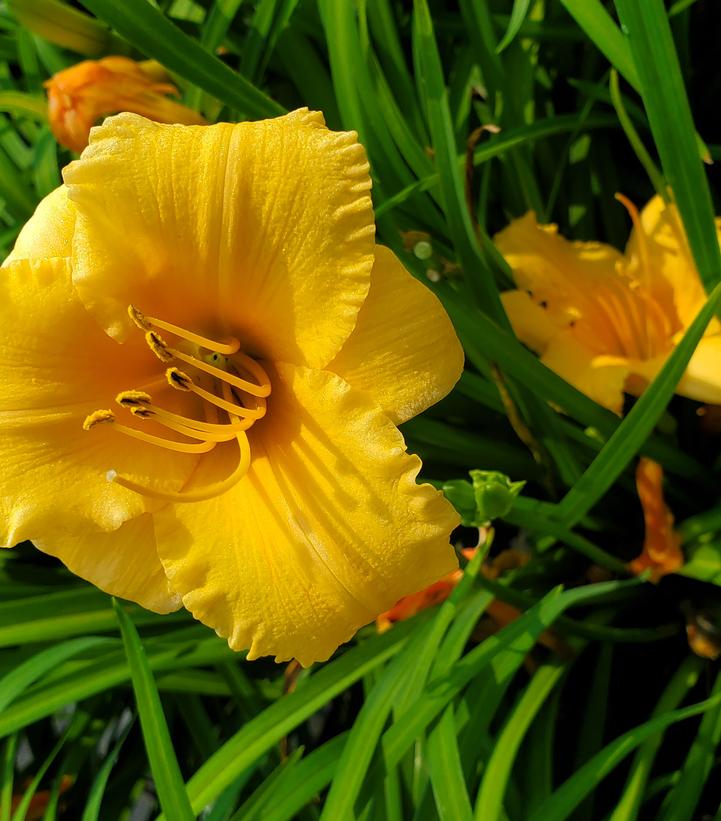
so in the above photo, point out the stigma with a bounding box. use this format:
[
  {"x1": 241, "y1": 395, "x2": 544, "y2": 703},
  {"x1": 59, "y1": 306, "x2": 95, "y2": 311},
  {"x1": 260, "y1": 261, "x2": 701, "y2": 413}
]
[{"x1": 83, "y1": 307, "x2": 271, "y2": 503}]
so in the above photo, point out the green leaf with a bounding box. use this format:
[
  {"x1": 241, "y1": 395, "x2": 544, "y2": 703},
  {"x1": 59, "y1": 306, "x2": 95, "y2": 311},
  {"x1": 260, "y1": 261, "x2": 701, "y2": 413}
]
[
  {"x1": 658, "y1": 668, "x2": 721, "y2": 821},
  {"x1": 615, "y1": 0, "x2": 721, "y2": 292},
  {"x1": 528, "y1": 691, "x2": 721, "y2": 821},
  {"x1": 172, "y1": 618, "x2": 421, "y2": 816},
  {"x1": 113, "y1": 599, "x2": 194, "y2": 821},
  {"x1": 412, "y1": 0, "x2": 507, "y2": 321},
  {"x1": 474, "y1": 660, "x2": 569, "y2": 819},
  {"x1": 428, "y1": 707, "x2": 473, "y2": 821},
  {"x1": 0, "y1": 736, "x2": 18, "y2": 821},
  {"x1": 0, "y1": 91, "x2": 47, "y2": 120},
  {"x1": 610, "y1": 655, "x2": 704, "y2": 821},
  {"x1": 0, "y1": 637, "x2": 112, "y2": 712},
  {"x1": 77, "y1": 0, "x2": 283, "y2": 118},
  {"x1": 7, "y1": 0, "x2": 124, "y2": 56},
  {"x1": 81, "y1": 719, "x2": 134, "y2": 821},
  {"x1": 679, "y1": 542, "x2": 721, "y2": 585},
  {"x1": 496, "y1": 0, "x2": 532, "y2": 54},
  {"x1": 558, "y1": 0, "x2": 639, "y2": 89}
]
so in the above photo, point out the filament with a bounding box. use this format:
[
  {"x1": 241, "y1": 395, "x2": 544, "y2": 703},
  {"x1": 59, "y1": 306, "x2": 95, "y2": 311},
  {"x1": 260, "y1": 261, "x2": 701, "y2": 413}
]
[
  {"x1": 108, "y1": 430, "x2": 251, "y2": 502},
  {"x1": 83, "y1": 410, "x2": 216, "y2": 454},
  {"x1": 166, "y1": 368, "x2": 266, "y2": 419},
  {"x1": 128, "y1": 305, "x2": 240, "y2": 356}
]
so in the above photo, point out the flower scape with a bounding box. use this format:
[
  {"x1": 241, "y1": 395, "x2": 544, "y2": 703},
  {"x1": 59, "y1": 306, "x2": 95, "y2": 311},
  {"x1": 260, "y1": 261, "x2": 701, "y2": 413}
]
[{"x1": 0, "y1": 109, "x2": 464, "y2": 666}]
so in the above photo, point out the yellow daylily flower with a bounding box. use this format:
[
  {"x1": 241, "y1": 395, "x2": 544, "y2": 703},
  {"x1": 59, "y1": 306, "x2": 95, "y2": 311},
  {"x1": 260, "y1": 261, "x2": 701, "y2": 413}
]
[
  {"x1": 0, "y1": 109, "x2": 464, "y2": 666},
  {"x1": 495, "y1": 196, "x2": 721, "y2": 414},
  {"x1": 45, "y1": 56, "x2": 206, "y2": 153}
]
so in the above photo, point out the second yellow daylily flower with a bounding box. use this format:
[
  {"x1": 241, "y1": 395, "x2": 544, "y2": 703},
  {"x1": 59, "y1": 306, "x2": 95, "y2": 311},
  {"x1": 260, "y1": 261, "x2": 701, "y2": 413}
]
[
  {"x1": 0, "y1": 109, "x2": 464, "y2": 666},
  {"x1": 495, "y1": 196, "x2": 721, "y2": 414},
  {"x1": 45, "y1": 56, "x2": 206, "y2": 152}
]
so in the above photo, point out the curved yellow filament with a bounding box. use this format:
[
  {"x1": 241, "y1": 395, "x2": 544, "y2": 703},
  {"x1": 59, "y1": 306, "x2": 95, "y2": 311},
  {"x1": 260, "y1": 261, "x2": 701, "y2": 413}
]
[
  {"x1": 111, "y1": 421, "x2": 217, "y2": 453},
  {"x1": 136, "y1": 404, "x2": 255, "y2": 439},
  {"x1": 128, "y1": 304, "x2": 241, "y2": 356},
  {"x1": 616, "y1": 193, "x2": 650, "y2": 279},
  {"x1": 108, "y1": 430, "x2": 251, "y2": 502},
  {"x1": 83, "y1": 409, "x2": 216, "y2": 454},
  {"x1": 166, "y1": 367, "x2": 266, "y2": 419},
  {"x1": 167, "y1": 347, "x2": 271, "y2": 397}
]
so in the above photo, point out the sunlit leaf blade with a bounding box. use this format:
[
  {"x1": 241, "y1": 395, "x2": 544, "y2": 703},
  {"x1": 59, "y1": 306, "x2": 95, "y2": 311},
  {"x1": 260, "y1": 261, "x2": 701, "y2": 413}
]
[
  {"x1": 113, "y1": 599, "x2": 194, "y2": 821},
  {"x1": 77, "y1": 0, "x2": 284, "y2": 118}
]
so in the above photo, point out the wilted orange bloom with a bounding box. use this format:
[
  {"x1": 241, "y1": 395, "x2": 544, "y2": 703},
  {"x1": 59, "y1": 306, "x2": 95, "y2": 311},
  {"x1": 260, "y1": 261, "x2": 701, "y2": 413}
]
[
  {"x1": 45, "y1": 56, "x2": 205, "y2": 152},
  {"x1": 629, "y1": 457, "x2": 683, "y2": 581},
  {"x1": 377, "y1": 547, "x2": 476, "y2": 632},
  {"x1": 12, "y1": 776, "x2": 73, "y2": 820}
]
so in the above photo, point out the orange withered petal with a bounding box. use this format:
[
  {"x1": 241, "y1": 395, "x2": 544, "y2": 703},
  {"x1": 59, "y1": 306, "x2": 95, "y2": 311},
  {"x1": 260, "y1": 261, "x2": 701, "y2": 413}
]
[
  {"x1": 629, "y1": 457, "x2": 683, "y2": 581},
  {"x1": 45, "y1": 56, "x2": 205, "y2": 152}
]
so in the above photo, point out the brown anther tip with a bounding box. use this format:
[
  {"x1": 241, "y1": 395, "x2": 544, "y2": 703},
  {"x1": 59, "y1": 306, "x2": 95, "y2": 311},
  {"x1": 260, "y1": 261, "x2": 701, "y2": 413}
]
[
  {"x1": 145, "y1": 330, "x2": 173, "y2": 362},
  {"x1": 83, "y1": 409, "x2": 115, "y2": 430},
  {"x1": 115, "y1": 390, "x2": 152, "y2": 407},
  {"x1": 166, "y1": 367, "x2": 192, "y2": 390},
  {"x1": 130, "y1": 407, "x2": 153, "y2": 418},
  {"x1": 128, "y1": 304, "x2": 151, "y2": 331}
]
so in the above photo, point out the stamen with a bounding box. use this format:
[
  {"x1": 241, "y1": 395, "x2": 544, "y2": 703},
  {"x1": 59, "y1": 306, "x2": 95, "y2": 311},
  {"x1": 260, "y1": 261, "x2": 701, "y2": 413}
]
[
  {"x1": 129, "y1": 304, "x2": 240, "y2": 356},
  {"x1": 83, "y1": 409, "x2": 114, "y2": 430},
  {"x1": 616, "y1": 193, "x2": 650, "y2": 278},
  {"x1": 116, "y1": 390, "x2": 152, "y2": 407},
  {"x1": 83, "y1": 409, "x2": 216, "y2": 453},
  {"x1": 109, "y1": 430, "x2": 251, "y2": 502},
  {"x1": 130, "y1": 403, "x2": 254, "y2": 440},
  {"x1": 163, "y1": 345, "x2": 271, "y2": 397},
  {"x1": 146, "y1": 330, "x2": 174, "y2": 362},
  {"x1": 166, "y1": 367, "x2": 266, "y2": 419}
]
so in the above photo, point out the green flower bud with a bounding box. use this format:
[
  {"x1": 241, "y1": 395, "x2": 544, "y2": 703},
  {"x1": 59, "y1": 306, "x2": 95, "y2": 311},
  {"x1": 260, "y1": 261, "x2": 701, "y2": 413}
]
[{"x1": 469, "y1": 470, "x2": 525, "y2": 523}]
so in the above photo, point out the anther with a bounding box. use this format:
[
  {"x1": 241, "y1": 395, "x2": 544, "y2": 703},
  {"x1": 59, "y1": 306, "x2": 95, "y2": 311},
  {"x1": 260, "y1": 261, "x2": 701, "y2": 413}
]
[
  {"x1": 146, "y1": 330, "x2": 174, "y2": 362},
  {"x1": 165, "y1": 367, "x2": 266, "y2": 419},
  {"x1": 130, "y1": 304, "x2": 241, "y2": 356},
  {"x1": 128, "y1": 304, "x2": 151, "y2": 331},
  {"x1": 84, "y1": 406, "x2": 216, "y2": 454},
  {"x1": 116, "y1": 390, "x2": 152, "y2": 407},
  {"x1": 166, "y1": 367, "x2": 192, "y2": 391},
  {"x1": 83, "y1": 409, "x2": 115, "y2": 430}
]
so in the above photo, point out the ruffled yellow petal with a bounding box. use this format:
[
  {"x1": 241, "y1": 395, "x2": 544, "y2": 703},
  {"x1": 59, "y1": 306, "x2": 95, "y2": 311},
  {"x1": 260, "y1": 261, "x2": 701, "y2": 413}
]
[
  {"x1": 64, "y1": 109, "x2": 375, "y2": 368},
  {"x1": 540, "y1": 333, "x2": 631, "y2": 414},
  {"x1": 154, "y1": 362, "x2": 459, "y2": 666},
  {"x1": 501, "y1": 289, "x2": 557, "y2": 353},
  {"x1": 2, "y1": 186, "x2": 75, "y2": 266},
  {"x1": 626, "y1": 195, "x2": 710, "y2": 328},
  {"x1": 0, "y1": 257, "x2": 201, "y2": 545},
  {"x1": 34, "y1": 514, "x2": 180, "y2": 613},
  {"x1": 677, "y1": 335, "x2": 721, "y2": 404},
  {"x1": 329, "y1": 246, "x2": 464, "y2": 424}
]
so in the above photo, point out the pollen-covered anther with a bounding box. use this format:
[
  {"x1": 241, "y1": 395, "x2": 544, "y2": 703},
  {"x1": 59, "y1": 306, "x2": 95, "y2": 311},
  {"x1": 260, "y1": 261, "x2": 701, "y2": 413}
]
[
  {"x1": 166, "y1": 367, "x2": 193, "y2": 391},
  {"x1": 115, "y1": 389, "x2": 152, "y2": 407},
  {"x1": 83, "y1": 409, "x2": 115, "y2": 430},
  {"x1": 146, "y1": 330, "x2": 174, "y2": 362},
  {"x1": 127, "y1": 304, "x2": 151, "y2": 331}
]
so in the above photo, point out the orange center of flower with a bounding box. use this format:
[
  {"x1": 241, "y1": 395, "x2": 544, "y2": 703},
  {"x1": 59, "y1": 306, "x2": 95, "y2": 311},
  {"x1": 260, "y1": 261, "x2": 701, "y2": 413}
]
[{"x1": 83, "y1": 306, "x2": 271, "y2": 503}]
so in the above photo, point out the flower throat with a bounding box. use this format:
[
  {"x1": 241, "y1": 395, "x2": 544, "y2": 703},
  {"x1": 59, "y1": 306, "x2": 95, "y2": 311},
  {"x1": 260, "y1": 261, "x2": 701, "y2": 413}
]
[{"x1": 83, "y1": 306, "x2": 271, "y2": 503}]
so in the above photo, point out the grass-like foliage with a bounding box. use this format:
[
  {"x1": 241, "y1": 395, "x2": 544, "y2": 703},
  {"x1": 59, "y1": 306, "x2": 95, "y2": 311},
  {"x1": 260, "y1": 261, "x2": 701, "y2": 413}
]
[{"x1": 2, "y1": 0, "x2": 721, "y2": 818}]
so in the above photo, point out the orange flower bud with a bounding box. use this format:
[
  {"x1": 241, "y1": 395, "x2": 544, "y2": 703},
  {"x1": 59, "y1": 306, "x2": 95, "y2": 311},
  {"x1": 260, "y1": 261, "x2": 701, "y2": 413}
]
[{"x1": 45, "y1": 56, "x2": 205, "y2": 152}]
